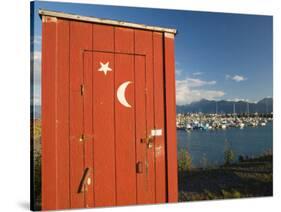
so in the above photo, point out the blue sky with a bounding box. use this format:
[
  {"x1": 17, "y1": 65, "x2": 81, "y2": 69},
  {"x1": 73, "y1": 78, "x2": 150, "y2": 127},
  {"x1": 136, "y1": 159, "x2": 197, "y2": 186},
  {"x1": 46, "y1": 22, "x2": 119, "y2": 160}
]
[{"x1": 31, "y1": 1, "x2": 273, "y2": 105}]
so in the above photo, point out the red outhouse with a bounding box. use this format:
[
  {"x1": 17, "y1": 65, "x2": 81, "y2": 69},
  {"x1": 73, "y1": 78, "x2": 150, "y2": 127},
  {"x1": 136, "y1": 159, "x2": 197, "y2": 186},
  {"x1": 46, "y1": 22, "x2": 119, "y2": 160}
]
[{"x1": 40, "y1": 9, "x2": 178, "y2": 210}]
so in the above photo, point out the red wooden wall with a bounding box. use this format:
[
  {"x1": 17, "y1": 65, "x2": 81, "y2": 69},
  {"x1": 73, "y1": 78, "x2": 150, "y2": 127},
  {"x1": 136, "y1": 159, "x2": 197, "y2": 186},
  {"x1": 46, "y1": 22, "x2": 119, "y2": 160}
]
[{"x1": 41, "y1": 15, "x2": 177, "y2": 210}]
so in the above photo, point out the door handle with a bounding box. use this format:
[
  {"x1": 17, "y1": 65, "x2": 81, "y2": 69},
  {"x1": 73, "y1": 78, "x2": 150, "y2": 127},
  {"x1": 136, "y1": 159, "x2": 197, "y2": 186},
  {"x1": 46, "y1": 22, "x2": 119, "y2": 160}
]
[{"x1": 78, "y1": 167, "x2": 92, "y2": 193}]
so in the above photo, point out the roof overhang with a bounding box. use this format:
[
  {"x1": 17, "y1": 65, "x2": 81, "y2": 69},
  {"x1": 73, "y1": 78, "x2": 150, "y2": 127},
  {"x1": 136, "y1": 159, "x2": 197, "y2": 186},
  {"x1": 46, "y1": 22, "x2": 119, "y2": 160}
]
[{"x1": 39, "y1": 9, "x2": 177, "y2": 34}]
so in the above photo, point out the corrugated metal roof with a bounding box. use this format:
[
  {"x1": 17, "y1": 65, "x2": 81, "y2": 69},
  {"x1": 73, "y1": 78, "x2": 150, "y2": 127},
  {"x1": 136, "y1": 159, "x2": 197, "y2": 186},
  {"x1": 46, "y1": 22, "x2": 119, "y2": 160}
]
[{"x1": 39, "y1": 9, "x2": 177, "y2": 34}]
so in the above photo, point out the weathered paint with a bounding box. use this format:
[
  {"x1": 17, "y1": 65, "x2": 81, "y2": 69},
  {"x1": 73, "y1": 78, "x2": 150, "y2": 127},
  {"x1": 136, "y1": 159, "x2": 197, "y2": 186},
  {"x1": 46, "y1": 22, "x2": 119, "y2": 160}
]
[{"x1": 41, "y1": 11, "x2": 177, "y2": 210}]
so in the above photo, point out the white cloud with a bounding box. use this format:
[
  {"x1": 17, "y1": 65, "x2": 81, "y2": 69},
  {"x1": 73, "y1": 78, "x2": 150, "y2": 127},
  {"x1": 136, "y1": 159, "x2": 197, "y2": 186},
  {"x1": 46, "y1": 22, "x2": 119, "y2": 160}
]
[
  {"x1": 232, "y1": 75, "x2": 247, "y2": 82},
  {"x1": 192, "y1": 72, "x2": 203, "y2": 76},
  {"x1": 31, "y1": 50, "x2": 41, "y2": 86},
  {"x1": 186, "y1": 78, "x2": 216, "y2": 87},
  {"x1": 176, "y1": 78, "x2": 225, "y2": 105},
  {"x1": 226, "y1": 74, "x2": 247, "y2": 82}
]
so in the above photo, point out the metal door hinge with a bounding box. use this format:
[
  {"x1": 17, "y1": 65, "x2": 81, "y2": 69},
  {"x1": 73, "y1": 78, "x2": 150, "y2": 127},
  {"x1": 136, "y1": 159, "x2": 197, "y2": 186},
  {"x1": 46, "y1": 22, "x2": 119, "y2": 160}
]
[{"x1": 80, "y1": 84, "x2": 84, "y2": 96}]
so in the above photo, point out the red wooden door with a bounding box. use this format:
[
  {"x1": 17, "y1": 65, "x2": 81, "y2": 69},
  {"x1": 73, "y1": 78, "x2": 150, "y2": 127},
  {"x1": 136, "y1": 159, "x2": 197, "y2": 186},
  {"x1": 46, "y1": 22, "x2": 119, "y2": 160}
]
[
  {"x1": 85, "y1": 51, "x2": 157, "y2": 206},
  {"x1": 68, "y1": 50, "x2": 157, "y2": 207}
]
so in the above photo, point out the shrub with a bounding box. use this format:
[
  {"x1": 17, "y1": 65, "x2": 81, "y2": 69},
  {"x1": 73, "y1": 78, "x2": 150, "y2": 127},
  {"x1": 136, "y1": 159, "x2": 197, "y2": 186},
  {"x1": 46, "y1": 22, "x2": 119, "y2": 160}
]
[
  {"x1": 224, "y1": 139, "x2": 235, "y2": 165},
  {"x1": 178, "y1": 149, "x2": 192, "y2": 171},
  {"x1": 224, "y1": 149, "x2": 235, "y2": 165}
]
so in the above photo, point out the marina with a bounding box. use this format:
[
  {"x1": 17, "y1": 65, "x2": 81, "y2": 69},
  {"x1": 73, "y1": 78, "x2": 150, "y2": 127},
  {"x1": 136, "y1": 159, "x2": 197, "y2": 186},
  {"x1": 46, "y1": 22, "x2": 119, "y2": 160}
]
[{"x1": 176, "y1": 113, "x2": 273, "y2": 131}]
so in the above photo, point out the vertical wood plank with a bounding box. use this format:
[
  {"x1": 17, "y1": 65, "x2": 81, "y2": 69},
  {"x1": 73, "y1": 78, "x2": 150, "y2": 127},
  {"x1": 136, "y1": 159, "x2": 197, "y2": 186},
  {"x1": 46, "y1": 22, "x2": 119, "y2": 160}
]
[
  {"x1": 115, "y1": 27, "x2": 134, "y2": 54},
  {"x1": 41, "y1": 16, "x2": 57, "y2": 210},
  {"x1": 153, "y1": 32, "x2": 166, "y2": 203},
  {"x1": 115, "y1": 54, "x2": 136, "y2": 205},
  {"x1": 92, "y1": 52, "x2": 116, "y2": 206},
  {"x1": 69, "y1": 20, "x2": 92, "y2": 208},
  {"x1": 135, "y1": 29, "x2": 156, "y2": 204},
  {"x1": 83, "y1": 51, "x2": 94, "y2": 208},
  {"x1": 56, "y1": 19, "x2": 70, "y2": 209},
  {"x1": 92, "y1": 24, "x2": 116, "y2": 207},
  {"x1": 114, "y1": 26, "x2": 136, "y2": 205},
  {"x1": 135, "y1": 55, "x2": 148, "y2": 204},
  {"x1": 93, "y1": 24, "x2": 114, "y2": 52},
  {"x1": 164, "y1": 33, "x2": 178, "y2": 202}
]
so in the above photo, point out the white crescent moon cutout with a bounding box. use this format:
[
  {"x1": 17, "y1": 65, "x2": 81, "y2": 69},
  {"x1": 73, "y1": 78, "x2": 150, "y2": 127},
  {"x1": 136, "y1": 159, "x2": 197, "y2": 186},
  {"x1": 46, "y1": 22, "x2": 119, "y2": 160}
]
[{"x1": 117, "y1": 81, "x2": 132, "y2": 108}]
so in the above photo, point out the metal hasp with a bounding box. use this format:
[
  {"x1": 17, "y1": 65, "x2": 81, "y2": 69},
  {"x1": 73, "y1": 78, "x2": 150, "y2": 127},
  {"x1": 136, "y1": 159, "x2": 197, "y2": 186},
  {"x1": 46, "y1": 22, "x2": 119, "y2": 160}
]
[{"x1": 40, "y1": 9, "x2": 178, "y2": 210}]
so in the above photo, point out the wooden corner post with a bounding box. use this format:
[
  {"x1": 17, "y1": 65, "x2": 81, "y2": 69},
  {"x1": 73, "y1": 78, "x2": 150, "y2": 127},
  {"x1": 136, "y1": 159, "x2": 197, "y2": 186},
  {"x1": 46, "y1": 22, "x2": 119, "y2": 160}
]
[{"x1": 164, "y1": 32, "x2": 178, "y2": 202}]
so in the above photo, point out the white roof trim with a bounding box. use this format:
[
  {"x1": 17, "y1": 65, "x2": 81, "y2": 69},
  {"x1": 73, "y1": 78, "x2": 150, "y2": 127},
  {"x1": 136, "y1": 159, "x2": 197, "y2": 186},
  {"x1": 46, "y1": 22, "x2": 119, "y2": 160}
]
[{"x1": 39, "y1": 9, "x2": 177, "y2": 34}]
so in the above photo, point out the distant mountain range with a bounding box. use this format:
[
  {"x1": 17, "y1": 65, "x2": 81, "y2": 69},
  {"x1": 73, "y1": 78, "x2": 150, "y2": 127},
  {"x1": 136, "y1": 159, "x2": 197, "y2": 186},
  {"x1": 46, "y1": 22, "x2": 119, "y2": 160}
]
[{"x1": 176, "y1": 97, "x2": 273, "y2": 114}]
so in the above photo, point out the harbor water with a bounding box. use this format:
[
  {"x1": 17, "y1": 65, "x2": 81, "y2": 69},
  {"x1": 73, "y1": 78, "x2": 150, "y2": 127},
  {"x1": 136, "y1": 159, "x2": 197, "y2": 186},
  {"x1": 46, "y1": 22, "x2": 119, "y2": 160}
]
[{"x1": 177, "y1": 122, "x2": 273, "y2": 168}]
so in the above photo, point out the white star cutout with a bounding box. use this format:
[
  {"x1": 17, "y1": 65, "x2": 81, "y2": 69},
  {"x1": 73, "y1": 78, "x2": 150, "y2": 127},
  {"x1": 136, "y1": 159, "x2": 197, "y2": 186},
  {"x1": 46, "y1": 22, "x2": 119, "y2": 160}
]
[{"x1": 98, "y1": 62, "x2": 112, "y2": 75}]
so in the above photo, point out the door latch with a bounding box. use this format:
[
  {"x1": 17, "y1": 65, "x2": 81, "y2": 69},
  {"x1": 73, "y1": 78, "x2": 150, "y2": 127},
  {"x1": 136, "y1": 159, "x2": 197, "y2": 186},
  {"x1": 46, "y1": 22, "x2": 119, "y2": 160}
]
[
  {"x1": 78, "y1": 167, "x2": 92, "y2": 193},
  {"x1": 141, "y1": 135, "x2": 154, "y2": 149}
]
